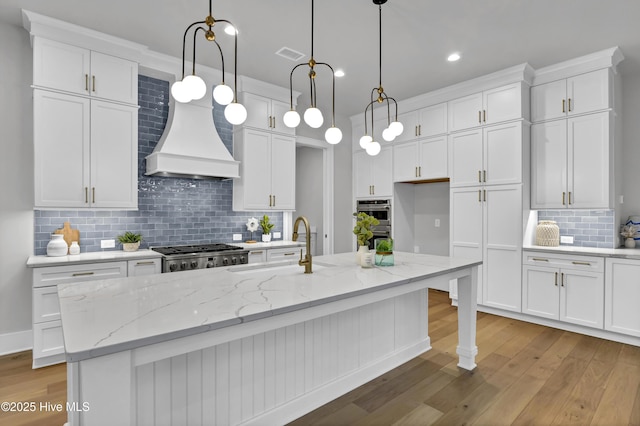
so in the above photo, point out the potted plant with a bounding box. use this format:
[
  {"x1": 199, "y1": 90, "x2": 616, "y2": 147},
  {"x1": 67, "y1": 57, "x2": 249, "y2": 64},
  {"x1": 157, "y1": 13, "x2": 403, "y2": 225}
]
[
  {"x1": 375, "y1": 238, "x2": 394, "y2": 266},
  {"x1": 117, "y1": 231, "x2": 142, "y2": 252},
  {"x1": 259, "y1": 215, "x2": 275, "y2": 242},
  {"x1": 353, "y1": 212, "x2": 379, "y2": 264}
]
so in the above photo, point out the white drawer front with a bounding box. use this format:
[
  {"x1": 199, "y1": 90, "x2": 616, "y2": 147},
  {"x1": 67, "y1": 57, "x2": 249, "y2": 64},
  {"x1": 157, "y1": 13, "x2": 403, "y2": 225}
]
[
  {"x1": 33, "y1": 320, "x2": 65, "y2": 359},
  {"x1": 266, "y1": 248, "x2": 299, "y2": 262},
  {"x1": 33, "y1": 286, "x2": 61, "y2": 323},
  {"x1": 33, "y1": 261, "x2": 127, "y2": 288},
  {"x1": 523, "y1": 251, "x2": 603, "y2": 272}
]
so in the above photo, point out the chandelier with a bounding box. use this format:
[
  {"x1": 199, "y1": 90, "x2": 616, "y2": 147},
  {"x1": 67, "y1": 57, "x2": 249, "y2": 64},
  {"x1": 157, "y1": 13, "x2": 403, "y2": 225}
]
[
  {"x1": 282, "y1": 0, "x2": 342, "y2": 144},
  {"x1": 170, "y1": 0, "x2": 247, "y2": 125},
  {"x1": 359, "y1": 0, "x2": 403, "y2": 156}
]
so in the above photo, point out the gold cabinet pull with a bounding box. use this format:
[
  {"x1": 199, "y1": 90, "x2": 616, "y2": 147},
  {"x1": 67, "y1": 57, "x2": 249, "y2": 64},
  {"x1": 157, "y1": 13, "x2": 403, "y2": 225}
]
[
  {"x1": 478, "y1": 110, "x2": 482, "y2": 123},
  {"x1": 561, "y1": 272, "x2": 565, "y2": 287},
  {"x1": 92, "y1": 187, "x2": 95, "y2": 203},
  {"x1": 483, "y1": 189, "x2": 486, "y2": 202},
  {"x1": 271, "y1": 116, "x2": 275, "y2": 128},
  {"x1": 418, "y1": 124, "x2": 421, "y2": 136},
  {"x1": 568, "y1": 98, "x2": 572, "y2": 112},
  {"x1": 92, "y1": 75, "x2": 96, "y2": 92},
  {"x1": 568, "y1": 192, "x2": 572, "y2": 205},
  {"x1": 572, "y1": 261, "x2": 591, "y2": 266},
  {"x1": 554, "y1": 272, "x2": 558, "y2": 286},
  {"x1": 268, "y1": 195, "x2": 272, "y2": 207},
  {"x1": 273, "y1": 195, "x2": 276, "y2": 206},
  {"x1": 483, "y1": 170, "x2": 486, "y2": 182},
  {"x1": 136, "y1": 261, "x2": 156, "y2": 266},
  {"x1": 283, "y1": 252, "x2": 296, "y2": 256},
  {"x1": 532, "y1": 257, "x2": 549, "y2": 262},
  {"x1": 478, "y1": 170, "x2": 482, "y2": 183},
  {"x1": 371, "y1": 186, "x2": 374, "y2": 195},
  {"x1": 418, "y1": 166, "x2": 421, "y2": 177},
  {"x1": 562, "y1": 99, "x2": 566, "y2": 113},
  {"x1": 250, "y1": 250, "x2": 264, "y2": 255},
  {"x1": 478, "y1": 190, "x2": 482, "y2": 202},
  {"x1": 483, "y1": 109, "x2": 486, "y2": 123},
  {"x1": 72, "y1": 271, "x2": 95, "y2": 277},
  {"x1": 85, "y1": 74, "x2": 89, "y2": 91},
  {"x1": 85, "y1": 187, "x2": 88, "y2": 203},
  {"x1": 562, "y1": 192, "x2": 566, "y2": 205}
]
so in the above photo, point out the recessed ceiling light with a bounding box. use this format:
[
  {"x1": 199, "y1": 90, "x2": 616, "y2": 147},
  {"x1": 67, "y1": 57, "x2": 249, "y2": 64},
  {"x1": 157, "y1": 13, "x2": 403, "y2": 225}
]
[
  {"x1": 334, "y1": 69, "x2": 345, "y2": 77},
  {"x1": 225, "y1": 24, "x2": 237, "y2": 35},
  {"x1": 447, "y1": 52, "x2": 461, "y2": 62}
]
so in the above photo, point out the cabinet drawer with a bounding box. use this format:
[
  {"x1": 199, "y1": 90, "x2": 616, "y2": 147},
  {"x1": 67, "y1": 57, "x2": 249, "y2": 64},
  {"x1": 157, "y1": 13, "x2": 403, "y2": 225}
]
[
  {"x1": 523, "y1": 251, "x2": 603, "y2": 272},
  {"x1": 33, "y1": 320, "x2": 65, "y2": 359},
  {"x1": 266, "y1": 248, "x2": 300, "y2": 262},
  {"x1": 33, "y1": 286, "x2": 61, "y2": 323},
  {"x1": 127, "y1": 258, "x2": 161, "y2": 276},
  {"x1": 33, "y1": 261, "x2": 127, "y2": 288},
  {"x1": 248, "y1": 250, "x2": 267, "y2": 264}
]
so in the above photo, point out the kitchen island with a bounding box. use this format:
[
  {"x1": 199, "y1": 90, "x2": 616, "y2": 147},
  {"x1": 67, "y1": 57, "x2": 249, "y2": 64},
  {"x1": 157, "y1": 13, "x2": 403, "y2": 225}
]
[{"x1": 59, "y1": 252, "x2": 481, "y2": 426}]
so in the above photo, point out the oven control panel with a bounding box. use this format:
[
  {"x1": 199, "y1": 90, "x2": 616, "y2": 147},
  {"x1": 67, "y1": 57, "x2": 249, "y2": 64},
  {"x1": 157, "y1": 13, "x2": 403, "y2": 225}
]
[{"x1": 162, "y1": 253, "x2": 248, "y2": 273}]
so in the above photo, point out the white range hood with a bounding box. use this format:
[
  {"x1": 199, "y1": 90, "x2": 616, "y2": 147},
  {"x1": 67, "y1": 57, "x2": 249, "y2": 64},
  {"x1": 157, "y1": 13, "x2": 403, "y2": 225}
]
[{"x1": 145, "y1": 99, "x2": 239, "y2": 180}]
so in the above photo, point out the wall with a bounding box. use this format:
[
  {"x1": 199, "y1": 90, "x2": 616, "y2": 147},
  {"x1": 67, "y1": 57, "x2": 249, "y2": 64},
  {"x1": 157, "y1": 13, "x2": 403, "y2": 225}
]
[
  {"x1": 620, "y1": 71, "x2": 640, "y2": 223},
  {"x1": 414, "y1": 182, "x2": 450, "y2": 255},
  {"x1": 33, "y1": 76, "x2": 282, "y2": 254},
  {"x1": 0, "y1": 22, "x2": 33, "y2": 351},
  {"x1": 295, "y1": 146, "x2": 324, "y2": 255}
]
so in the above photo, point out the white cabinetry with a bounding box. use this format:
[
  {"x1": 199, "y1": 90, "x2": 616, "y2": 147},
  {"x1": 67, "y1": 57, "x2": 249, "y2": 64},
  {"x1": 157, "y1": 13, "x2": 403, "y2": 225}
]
[
  {"x1": 522, "y1": 252, "x2": 604, "y2": 329},
  {"x1": 266, "y1": 247, "x2": 301, "y2": 262},
  {"x1": 247, "y1": 249, "x2": 267, "y2": 264},
  {"x1": 449, "y1": 121, "x2": 525, "y2": 188},
  {"x1": 448, "y1": 83, "x2": 526, "y2": 132},
  {"x1": 450, "y1": 185, "x2": 523, "y2": 311},
  {"x1": 604, "y1": 258, "x2": 640, "y2": 337},
  {"x1": 395, "y1": 103, "x2": 447, "y2": 143},
  {"x1": 33, "y1": 37, "x2": 138, "y2": 105},
  {"x1": 531, "y1": 69, "x2": 611, "y2": 122},
  {"x1": 531, "y1": 111, "x2": 611, "y2": 209},
  {"x1": 127, "y1": 258, "x2": 162, "y2": 276},
  {"x1": 32, "y1": 261, "x2": 128, "y2": 368},
  {"x1": 233, "y1": 128, "x2": 296, "y2": 210},
  {"x1": 393, "y1": 136, "x2": 447, "y2": 182},
  {"x1": 240, "y1": 92, "x2": 294, "y2": 135},
  {"x1": 354, "y1": 146, "x2": 392, "y2": 198},
  {"x1": 34, "y1": 90, "x2": 138, "y2": 209}
]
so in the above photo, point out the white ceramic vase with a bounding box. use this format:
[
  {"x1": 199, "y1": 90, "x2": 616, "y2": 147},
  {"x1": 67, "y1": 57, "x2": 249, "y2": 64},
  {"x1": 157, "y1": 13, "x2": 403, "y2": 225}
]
[
  {"x1": 69, "y1": 241, "x2": 80, "y2": 255},
  {"x1": 355, "y1": 245, "x2": 369, "y2": 265},
  {"x1": 625, "y1": 238, "x2": 636, "y2": 248},
  {"x1": 122, "y1": 241, "x2": 140, "y2": 252},
  {"x1": 47, "y1": 234, "x2": 68, "y2": 257},
  {"x1": 262, "y1": 233, "x2": 272, "y2": 242}
]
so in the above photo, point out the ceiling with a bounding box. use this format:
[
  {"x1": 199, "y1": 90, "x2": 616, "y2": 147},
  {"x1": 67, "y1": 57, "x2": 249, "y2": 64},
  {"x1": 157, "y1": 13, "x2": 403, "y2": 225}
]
[{"x1": 2, "y1": 0, "x2": 640, "y2": 122}]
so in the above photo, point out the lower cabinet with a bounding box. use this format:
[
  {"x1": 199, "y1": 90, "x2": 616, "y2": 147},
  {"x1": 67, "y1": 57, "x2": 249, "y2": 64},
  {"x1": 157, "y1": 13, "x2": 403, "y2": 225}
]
[
  {"x1": 32, "y1": 258, "x2": 160, "y2": 368},
  {"x1": 604, "y1": 257, "x2": 640, "y2": 337},
  {"x1": 522, "y1": 252, "x2": 604, "y2": 329},
  {"x1": 247, "y1": 248, "x2": 267, "y2": 264},
  {"x1": 266, "y1": 247, "x2": 301, "y2": 262}
]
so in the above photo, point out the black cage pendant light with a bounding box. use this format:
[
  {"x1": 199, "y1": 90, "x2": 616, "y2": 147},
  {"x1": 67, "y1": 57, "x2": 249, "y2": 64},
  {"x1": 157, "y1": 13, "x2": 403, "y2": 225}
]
[
  {"x1": 283, "y1": 0, "x2": 342, "y2": 144},
  {"x1": 170, "y1": 0, "x2": 247, "y2": 125},
  {"x1": 359, "y1": 0, "x2": 403, "y2": 156}
]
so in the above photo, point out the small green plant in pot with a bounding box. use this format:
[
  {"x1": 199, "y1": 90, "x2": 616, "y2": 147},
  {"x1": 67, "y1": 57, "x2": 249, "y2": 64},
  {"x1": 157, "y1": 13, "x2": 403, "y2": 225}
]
[
  {"x1": 353, "y1": 212, "x2": 379, "y2": 248},
  {"x1": 375, "y1": 238, "x2": 394, "y2": 266},
  {"x1": 260, "y1": 215, "x2": 275, "y2": 242},
  {"x1": 117, "y1": 231, "x2": 142, "y2": 252}
]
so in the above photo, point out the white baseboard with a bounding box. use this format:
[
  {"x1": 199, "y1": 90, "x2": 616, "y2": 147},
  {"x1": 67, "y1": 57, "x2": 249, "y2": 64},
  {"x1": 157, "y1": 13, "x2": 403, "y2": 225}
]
[{"x1": 0, "y1": 329, "x2": 32, "y2": 356}]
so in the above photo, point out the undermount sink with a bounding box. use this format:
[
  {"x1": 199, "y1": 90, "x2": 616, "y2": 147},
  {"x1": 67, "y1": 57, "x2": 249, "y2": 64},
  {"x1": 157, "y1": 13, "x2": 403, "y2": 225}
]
[{"x1": 231, "y1": 262, "x2": 327, "y2": 275}]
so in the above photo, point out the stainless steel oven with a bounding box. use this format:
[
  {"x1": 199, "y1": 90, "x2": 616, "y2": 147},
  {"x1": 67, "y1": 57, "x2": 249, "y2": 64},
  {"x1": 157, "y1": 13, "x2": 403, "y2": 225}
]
[{"x1": 356, "y1": 199, "x2": 391, "y2": 249}]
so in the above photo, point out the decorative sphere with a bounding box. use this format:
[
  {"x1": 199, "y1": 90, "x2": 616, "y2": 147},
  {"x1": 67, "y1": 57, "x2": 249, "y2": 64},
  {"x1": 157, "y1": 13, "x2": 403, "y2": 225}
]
[
  {"x1": 365, "y1": 141, "x2": 381, "y2": 156},
  {"x1": 212, "y1": 84, "x2": 234, "y2": 105},
  {"x1": 325, "y1": 126, "x2": 342, "y2": 144},
  {"x1": 283, "y1": 110, "x2": 301, "y2": 128},
  {"x1": 389, "y1": 120, "x2": 404, "y2": 136},
  {"x1": 171, "y1": 80, "x2": 192, "y2": 103},
  {"x1": 224, "y1": 102, "x2": 247, "y2": 125},
  {"x1": 382, "y1": 127, "x2": 396, "y2": 142},
  {"x1": 303, "y1": 107, "x2": 324, "y2": 128},
  {"x1": 182, "y1": 75, "x2": 207, "y2": 100},
  {"x1": 359, "y1": 134, "x2": 372, "y2": 149}
]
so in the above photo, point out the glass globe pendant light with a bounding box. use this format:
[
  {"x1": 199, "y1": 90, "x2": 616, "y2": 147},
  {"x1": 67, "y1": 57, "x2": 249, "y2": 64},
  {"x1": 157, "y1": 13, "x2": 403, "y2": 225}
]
[
  {"x1": 360, "y1": 0, "x2": 403, "y2": 156},
  {"x1": 285, "y1": 0, "x2": 342, "y2": 144},
  {"x1": 171, "y1": 0, "x2": 245, "y2": 125}
]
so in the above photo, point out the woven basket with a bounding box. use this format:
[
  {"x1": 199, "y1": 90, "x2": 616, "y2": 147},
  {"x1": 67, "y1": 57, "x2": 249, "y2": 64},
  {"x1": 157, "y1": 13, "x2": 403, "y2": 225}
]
[{"x1": 536, "y1": 220, "x2": 560, "y2": 246}]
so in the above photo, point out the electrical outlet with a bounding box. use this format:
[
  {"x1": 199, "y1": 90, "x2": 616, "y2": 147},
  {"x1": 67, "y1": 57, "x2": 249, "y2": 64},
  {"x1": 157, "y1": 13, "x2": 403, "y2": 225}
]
[
  {"x1": 434, "y1": 218, "x2": 441, "y2": 227},
  {"x1": 273, "y1": 231, "x2": 281, "y2": 239},
  {"x1": 232, "y1": 234, "x2": 242, "y2": 241},
  {"x1": 560, "y1": 235, "x2": 574, "y2": 244},
  {"x1": 101, "y1": 239, "x2": 115, "y2": 249}
]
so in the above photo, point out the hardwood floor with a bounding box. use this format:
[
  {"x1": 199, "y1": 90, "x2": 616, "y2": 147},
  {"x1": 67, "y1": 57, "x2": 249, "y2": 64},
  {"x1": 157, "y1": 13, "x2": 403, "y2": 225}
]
[{"x1": 1, "y1": 289, "x2": 638, "y2": 425}]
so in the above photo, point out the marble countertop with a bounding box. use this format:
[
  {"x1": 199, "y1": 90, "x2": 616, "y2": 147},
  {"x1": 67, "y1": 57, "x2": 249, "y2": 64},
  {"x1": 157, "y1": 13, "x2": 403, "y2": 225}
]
[
  {"x1": 26, "y1": 249, "x2": 163, "y2": 268},
  {"x1": 523, "y1": 245, "x2": 640, "y2": 260},
  {"x1": 57, "y1": 252, "x2": 481, "y2": 362},
  {"x1": 234, "y1": 240, "x2": 305, "y2": 250}
]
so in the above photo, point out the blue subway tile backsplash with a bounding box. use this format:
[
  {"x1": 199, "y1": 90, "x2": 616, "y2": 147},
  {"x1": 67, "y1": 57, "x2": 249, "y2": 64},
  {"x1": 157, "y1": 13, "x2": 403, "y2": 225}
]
[
  {"x1": 34, "y1": 75, "x2": 282, "y2": 255},
  {"x1": 537, "y1": 210, "x2": 615, "y2": 248}
]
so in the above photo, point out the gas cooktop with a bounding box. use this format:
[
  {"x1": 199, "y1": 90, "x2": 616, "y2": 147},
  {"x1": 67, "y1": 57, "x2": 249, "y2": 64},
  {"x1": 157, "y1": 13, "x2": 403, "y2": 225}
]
[
  {"x1": 151, "y1": 243, "x2": 244, "y2": 256},
  {"x1": 151, "y1": 243, "x2": 249, "y2": 272}
]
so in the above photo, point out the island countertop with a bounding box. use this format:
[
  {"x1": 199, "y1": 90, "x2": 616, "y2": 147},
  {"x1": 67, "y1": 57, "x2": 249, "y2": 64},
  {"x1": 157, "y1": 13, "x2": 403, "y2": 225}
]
[{"x1": 57, "y1": 252, "x2": 481, "y2": 362}]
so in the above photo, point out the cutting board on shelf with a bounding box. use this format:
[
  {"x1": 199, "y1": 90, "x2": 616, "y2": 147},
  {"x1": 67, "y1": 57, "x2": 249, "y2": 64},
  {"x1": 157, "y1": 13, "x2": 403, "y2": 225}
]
[{"x1": 54, "y1": 221, "x2": 80, "y2": 248}]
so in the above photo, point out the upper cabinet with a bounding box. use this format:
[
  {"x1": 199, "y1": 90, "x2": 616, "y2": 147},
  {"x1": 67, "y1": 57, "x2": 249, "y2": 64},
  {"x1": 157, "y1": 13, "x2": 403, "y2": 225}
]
[
  {"x1": 33, "y1": 37, "x2": 138, "y2": 105},
  {"x1": 530, "y1": 69, "x2": 612, "y2": 122},
  {"x1": 240, "y1": 92, "x2": 294, "y2": 135},
  {"x1": 353, "y1": 146, "x2": 393, "y2": 199},
  {"x1": 394, "y1": 103, "x2": 448, "y2": 143},
  {"x1": 393, "y1": 136, "x2": 447, "y2": 183},
  {"x1": 448, "y1": 83, "x2": 527, "y2": 132}
]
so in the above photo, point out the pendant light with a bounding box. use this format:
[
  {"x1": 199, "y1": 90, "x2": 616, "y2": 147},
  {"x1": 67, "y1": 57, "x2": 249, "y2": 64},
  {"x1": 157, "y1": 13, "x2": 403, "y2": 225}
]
[
  {"x1": 283, "y1": 0, "x2": 342, "y2": 144},
  {"x1": 170, "y1": 0, "x2": 246, "y2": 125},
  {"x1": 360, "y1": 0, "x2": 403, "y2": 156}
]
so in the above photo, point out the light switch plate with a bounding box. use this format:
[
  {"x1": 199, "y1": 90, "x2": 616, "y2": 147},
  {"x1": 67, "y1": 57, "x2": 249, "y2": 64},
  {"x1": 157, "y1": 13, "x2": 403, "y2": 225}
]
[
  {"x1": 232, "y1": 234, "x2": 242, "y2": 241},
  {"x1": 560, "y1": 235, "x2": 574, "y2": 244},
  {"x1": 101, "y1": 239, "x2": 115, "y2": 249},
  {"x1": 274, "y1": 231, "x2": 281, "y2": 239}
]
